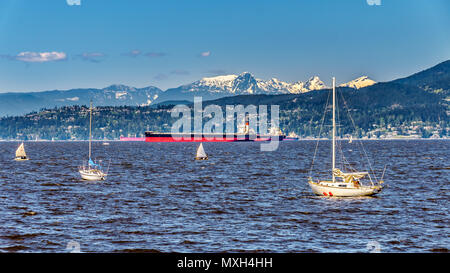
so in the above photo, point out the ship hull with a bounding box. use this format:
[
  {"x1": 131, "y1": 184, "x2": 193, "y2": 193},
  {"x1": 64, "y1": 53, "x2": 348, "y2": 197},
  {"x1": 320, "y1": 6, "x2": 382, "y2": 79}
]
[{"x1": 144, "y1": 132, "x2": 285, "y2": 142}]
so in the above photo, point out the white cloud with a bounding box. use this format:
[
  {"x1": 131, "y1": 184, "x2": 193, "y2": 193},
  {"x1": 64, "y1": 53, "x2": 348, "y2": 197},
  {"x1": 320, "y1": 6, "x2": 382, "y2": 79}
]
[
  {"x1": 15, "y1": 51, "x2": 67, "y2": 63},
  {"x1": 66, "y1": 0, "x2": 81, "y2": 6},
  {"x1": 200, "y1": 51, "x2": 211, "y2": 57}
]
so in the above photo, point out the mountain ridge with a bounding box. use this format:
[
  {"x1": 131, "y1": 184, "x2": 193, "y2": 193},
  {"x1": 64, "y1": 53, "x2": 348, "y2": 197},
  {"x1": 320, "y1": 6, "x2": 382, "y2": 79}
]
[
  {"x1": 0, "y1": 73, "x2": 364, "y2": 116},
  {"x1": 0, "y1": 59, "x2": 449, "y2": 117}
]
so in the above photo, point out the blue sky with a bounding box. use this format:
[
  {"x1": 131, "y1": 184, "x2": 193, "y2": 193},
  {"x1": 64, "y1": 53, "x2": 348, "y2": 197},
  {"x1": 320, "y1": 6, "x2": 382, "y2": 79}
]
[{"x1": 0, "y1": 0, "x2": 449, "y2": 92}]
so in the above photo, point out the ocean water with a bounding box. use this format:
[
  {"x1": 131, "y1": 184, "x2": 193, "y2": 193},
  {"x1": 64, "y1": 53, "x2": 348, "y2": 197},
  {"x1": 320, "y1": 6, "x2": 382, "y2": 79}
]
[{"x1": 0, "y1": 140, "x2": 448, "y2": 253}]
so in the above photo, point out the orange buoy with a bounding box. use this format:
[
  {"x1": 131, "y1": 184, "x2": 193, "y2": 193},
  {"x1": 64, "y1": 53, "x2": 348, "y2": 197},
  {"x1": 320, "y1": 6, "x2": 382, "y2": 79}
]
[
  {"x1": 329, "y1": 192, "x2": 333, "y2": 196},
  {"x1": 323, "y1": 192, "x2": 328, "y2": 196}
]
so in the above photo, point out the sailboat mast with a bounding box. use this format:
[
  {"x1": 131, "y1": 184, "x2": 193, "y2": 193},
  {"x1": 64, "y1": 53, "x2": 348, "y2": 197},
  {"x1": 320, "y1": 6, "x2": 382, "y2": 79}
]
[
  {"x1": 332, "y1": 77, "x2": 336, "y2": 183},
  {"x1": 89, "y1": 101, "x2": 92, "y2": 160}
]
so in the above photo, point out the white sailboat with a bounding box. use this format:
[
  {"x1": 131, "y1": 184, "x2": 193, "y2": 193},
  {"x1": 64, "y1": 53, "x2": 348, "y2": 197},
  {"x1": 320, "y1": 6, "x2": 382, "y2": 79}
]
[
  {"x1": 195, "y1": 143, "x2": 208, "y2": 160},
  {"x1": 78, "y1": 101, "x2": 107, "y2": 181},
  {"x1": 14, "y1": 142, "x2": 29, "y2": 161},
  {"x1": 308, "y1": 77, "x2": 383, "y2": 197}
]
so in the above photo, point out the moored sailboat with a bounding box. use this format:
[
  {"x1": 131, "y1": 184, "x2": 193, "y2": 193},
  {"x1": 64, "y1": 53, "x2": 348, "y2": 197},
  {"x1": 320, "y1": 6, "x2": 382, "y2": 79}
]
[
  {"x1": 307, "y1": 77, "x2": 383, "y2": 197},
  {"x1": 78, "y1": 101, "x2": 107, "y2": 181},
  {"x1": 195, "y1": 143, "x2": 208, "y2": 160},
  {"x1": 14, "y1": 142, "x2": 29, "y2": 161}
]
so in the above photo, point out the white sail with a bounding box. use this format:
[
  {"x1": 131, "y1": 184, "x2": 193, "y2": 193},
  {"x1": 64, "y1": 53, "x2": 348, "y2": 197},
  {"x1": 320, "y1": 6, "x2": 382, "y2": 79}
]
[
  {"x1": 15, "y1": 143, "x2": 27, "y2": 158},
  {"x1": 196, "y1": 143, "x2": 207, "y2": 158}
]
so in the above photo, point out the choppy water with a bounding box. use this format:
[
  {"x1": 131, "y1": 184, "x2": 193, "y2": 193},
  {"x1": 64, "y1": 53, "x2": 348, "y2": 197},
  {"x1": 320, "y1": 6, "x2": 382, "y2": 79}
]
[{"x1": 0, "y1": 140, "x2": 448, "y2": 253}]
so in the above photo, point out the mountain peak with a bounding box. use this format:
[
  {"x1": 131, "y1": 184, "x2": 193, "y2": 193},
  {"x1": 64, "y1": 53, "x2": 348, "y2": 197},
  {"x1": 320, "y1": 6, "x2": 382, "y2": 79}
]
[
  {"x1": 304, "y1": 76, "x2": 327, "y2": 91},
  {"x1": 339, "y1": 76, "x2": 376, "y2": 89},
  {"x1": 103, "y1": 84, "x2": 135, "y2": 91},
  {"x1": 308, "y1": 76, "x2": 321, "y2": 81},
  {"x1": 233, "y1": 72, "x2": 258, "y2": 94},
  {"x1": 236, "y1": 71, "x2": 255, "y2": 80}
]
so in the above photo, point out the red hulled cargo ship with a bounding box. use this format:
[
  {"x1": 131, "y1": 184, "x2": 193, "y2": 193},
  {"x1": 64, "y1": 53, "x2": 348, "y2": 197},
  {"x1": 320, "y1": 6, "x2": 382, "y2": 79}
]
[
  {"x1": 143, "y1": 118, "x2": 285, "y2": 142},
  {"x1": 144, "y1": 131, "x2": 285, "y2": 142}
]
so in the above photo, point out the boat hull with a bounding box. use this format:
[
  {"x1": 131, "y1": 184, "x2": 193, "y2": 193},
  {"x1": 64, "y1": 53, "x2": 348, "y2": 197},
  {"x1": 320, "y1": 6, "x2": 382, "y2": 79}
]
[
  {"x1": 79, "y1": 170, "x2": 106, "y2": 181},
  {"x1": 14, "y1": 158, "x2": 29, "y2": 161},
  {"x1": 308, "y1": 181, "x2": 381, "y2": 197}
]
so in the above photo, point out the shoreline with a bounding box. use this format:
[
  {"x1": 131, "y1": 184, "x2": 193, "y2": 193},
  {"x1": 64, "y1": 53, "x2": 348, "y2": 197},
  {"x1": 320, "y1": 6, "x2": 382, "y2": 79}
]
[
  {"x1": 0, "y1": 138, "x2": 448, "y2": 142},
  {"x1": 295, "y1": 137, "x2": 449, "y2": 141}
]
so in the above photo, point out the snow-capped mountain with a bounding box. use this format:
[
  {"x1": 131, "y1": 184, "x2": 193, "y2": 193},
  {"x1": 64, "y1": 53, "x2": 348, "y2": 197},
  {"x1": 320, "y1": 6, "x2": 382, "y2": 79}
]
[
  {"x1": 287, "y1": 76, "x2": 329, "y2": 93},
  {"x1": 154, "y1": 72, "x2": 329, "y2": 103},
  {"x1": 190, "y1": 74, "x2": 238, "y2": 93},
  {"x1": 339, "y1": 76, "x2": 376, "y2": 89},
  {"x1": 176, "y1": 72, "x2": 327, "y2": 95},
  {"x1": 0, "y1": 72, "x2": 376, "y2": 117}
]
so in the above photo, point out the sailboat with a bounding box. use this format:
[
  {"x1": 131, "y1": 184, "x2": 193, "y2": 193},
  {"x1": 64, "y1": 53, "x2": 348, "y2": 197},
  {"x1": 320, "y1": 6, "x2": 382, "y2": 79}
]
[
  {"x1": 78, "y1": 101, "x2": 107, "y2": 181},
  {"x1": 195, "y1": 143, "x2": 208, "y2": 160},
  {"x1": 14, "y1": 142, "x2": 29, "y2": 161},
  {"x1": 308, "y1": 77, "x2": 383, "y2": 197}
]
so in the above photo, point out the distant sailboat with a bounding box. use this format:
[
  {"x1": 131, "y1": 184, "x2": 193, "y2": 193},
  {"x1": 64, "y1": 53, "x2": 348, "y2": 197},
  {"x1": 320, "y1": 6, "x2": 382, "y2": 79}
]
[
  {"x1": 308, "y1": 77, "x2": 383, "y2": 197},
  {"x1": 14, "y1": 143, "x2": 29, "y2": 161},
  {"x1": 195, "y1": 143, "x2": 208, "y2": 160},
  {"x1": 349, "y1": 135, "x2": 353, "y2": 143},
  {"x1": 78, "y1": 101, "x2": 107, "y2": 181}
]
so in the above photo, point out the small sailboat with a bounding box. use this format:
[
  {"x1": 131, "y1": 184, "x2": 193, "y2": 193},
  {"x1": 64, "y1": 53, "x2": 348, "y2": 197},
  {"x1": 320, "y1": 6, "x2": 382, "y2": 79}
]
[
  {"x1": 195, "y1": 143, "x2": 208, "y2": 160},
  {"x1": 349, "y1": 135, "x2": 353, "y2": 144},
  {"x1": 78, "y1": 101, "x2": 107, "y2": 181},
  {"x1": 14, "y1": 142, "x2": 29, "y2": 161},
  {"x1": 308, "y1": 77, "x2": 383, "y2": 197}
]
